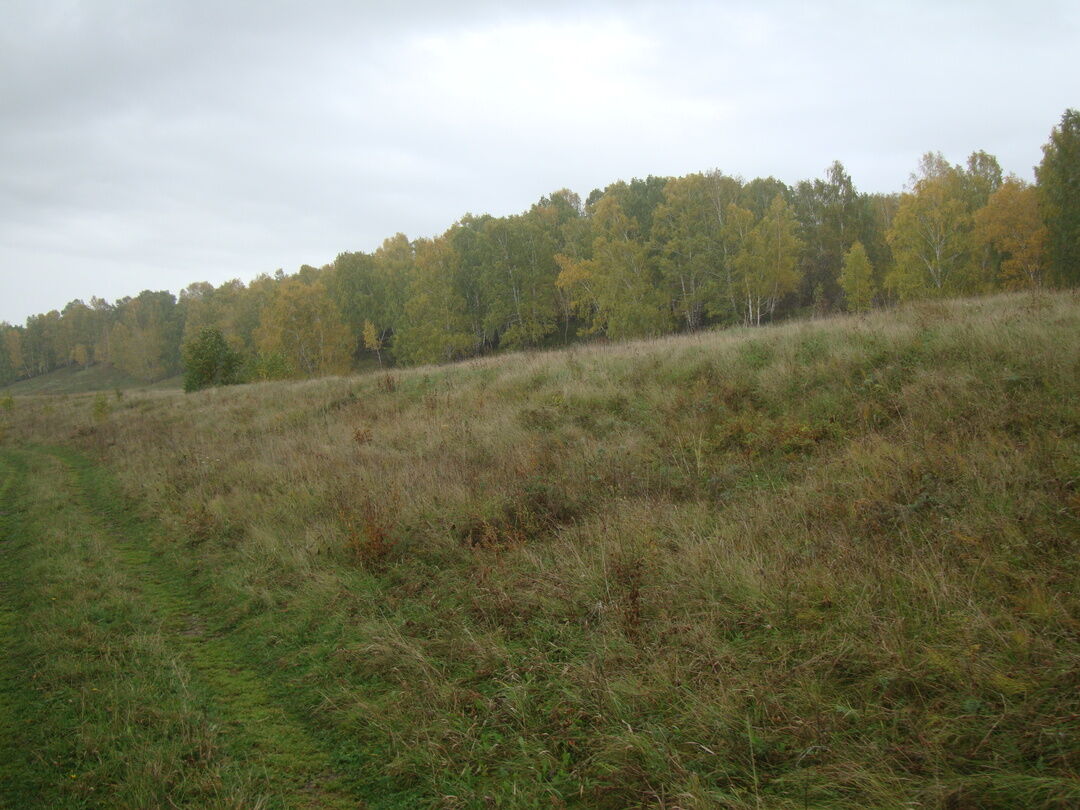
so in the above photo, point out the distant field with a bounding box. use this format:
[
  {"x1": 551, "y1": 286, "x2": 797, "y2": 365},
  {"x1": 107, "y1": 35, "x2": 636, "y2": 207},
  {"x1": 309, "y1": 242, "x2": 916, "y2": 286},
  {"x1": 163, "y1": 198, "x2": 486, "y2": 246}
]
[
  {"x1": 2, "y1": 291, "x2": 1078, "y2": 808},
  {"x1": 0, "y1": 363, "x2": 182, "y2": 396}
]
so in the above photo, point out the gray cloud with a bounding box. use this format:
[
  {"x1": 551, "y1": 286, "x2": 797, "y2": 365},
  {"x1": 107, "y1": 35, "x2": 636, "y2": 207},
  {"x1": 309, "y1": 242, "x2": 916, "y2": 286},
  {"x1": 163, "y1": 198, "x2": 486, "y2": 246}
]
[{"x1": 2, "y1": 0, "x2": 1077, "y2": 323}]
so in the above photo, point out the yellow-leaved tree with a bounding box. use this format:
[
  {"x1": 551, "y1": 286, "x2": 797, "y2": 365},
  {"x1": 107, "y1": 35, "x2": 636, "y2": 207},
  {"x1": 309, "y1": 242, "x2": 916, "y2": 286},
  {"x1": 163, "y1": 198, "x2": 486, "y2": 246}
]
[
  {"x1": 886, "y1": 151, "x2": 1003, "y2": 300},
  {"x1": 838, "y1": 241, "x2": 877, "y2": 312},
  {"x1": 886, "y1": 155, "x2": 971, "y2": 300},
  {"x1": 254, "y1": 279, "x2": 352, "y2": 377},
  {"x1": 974, "y1": 178, "x2": 1047, "y2": 289},
  {"x1": 362, "y1": 319, "x2": 383, "y2": 365}
]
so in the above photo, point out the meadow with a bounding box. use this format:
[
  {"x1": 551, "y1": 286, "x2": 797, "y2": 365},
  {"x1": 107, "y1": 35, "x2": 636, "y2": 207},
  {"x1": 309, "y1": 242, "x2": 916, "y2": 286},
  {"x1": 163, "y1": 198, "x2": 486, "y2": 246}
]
[{"x1": 1, "y1": 291, "x2": 1078, "y2": 808}]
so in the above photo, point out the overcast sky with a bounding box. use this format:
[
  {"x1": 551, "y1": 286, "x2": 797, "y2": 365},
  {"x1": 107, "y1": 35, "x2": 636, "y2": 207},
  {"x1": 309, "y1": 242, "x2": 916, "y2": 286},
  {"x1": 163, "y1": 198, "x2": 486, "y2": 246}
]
[{"x1": 2, "y1": 0, "x2": 1077, "y2": 325}]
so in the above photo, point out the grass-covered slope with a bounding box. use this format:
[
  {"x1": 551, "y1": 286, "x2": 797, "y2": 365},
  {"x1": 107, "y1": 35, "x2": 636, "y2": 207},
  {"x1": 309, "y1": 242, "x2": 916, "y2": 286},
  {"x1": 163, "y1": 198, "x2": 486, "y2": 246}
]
[
  {"x1": 0, "y1": 362, "x2": 181, "y2": 395},
  {"x1": 2, "y1": 292, "x2": 1078, "y2": 808}
]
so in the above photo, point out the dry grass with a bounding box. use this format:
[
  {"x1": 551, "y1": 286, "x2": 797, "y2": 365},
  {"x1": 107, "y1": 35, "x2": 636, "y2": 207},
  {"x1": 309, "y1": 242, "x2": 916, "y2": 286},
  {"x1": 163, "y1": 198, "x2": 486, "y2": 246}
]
[{"x1": 3, "y1": 290, "x2": 1079, "y2": 807}]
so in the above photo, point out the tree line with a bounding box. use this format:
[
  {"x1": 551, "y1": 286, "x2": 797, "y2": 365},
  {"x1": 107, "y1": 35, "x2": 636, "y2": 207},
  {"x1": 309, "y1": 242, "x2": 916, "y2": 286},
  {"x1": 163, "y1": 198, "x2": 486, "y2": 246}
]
[{"x1": 2, "y1": 109, "x2": 1077, "y2": 390}]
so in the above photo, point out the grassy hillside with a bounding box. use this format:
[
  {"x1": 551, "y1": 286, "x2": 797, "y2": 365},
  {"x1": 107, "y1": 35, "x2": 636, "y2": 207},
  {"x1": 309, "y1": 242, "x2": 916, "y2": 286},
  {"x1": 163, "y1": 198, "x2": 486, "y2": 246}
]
[
  {"x1": 2, "y1": 291, "x2": 1078, "y2": 808},
  {"x1": 0, "y1": 362, "x2": 182, "y2": 395}
]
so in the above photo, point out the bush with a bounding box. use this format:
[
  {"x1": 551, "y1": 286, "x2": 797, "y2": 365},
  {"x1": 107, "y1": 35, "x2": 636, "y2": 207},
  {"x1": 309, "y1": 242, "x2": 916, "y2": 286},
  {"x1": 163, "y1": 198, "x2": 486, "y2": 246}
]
[
  {"x1": 182, "y1": 328, "x2": 243, "y2": 392},
  {"x1": 246, "y1": 352, "x2": 292, "y2": 381}
]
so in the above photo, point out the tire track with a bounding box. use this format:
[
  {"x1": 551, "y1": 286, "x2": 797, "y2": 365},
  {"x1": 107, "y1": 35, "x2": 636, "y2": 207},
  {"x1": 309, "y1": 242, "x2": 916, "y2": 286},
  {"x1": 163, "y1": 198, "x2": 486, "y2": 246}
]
[
  {"x1": 4, "y1": 447, "x2": 363, "y2": 809},
  {"x1": 0, "y1": 450, "x2": 35, "y2": 806}
]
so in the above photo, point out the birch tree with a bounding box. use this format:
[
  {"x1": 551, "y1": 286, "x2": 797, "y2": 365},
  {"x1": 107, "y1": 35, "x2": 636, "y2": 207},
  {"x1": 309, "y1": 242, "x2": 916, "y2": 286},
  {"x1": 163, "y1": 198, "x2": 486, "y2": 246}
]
[{"x1": 735, "y1": 195, "x2": 802, "y2": 325}]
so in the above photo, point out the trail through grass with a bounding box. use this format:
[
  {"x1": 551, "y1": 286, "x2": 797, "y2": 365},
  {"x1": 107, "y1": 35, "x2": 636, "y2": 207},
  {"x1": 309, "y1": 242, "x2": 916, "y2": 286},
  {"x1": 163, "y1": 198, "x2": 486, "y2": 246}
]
[{"x1": 0, "y1": 447, "x2": 358, "y2": 809}]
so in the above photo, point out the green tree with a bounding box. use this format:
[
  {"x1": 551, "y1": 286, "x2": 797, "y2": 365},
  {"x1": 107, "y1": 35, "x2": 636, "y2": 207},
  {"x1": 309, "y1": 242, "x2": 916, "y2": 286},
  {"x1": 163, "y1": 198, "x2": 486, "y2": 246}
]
[
  {"x1": 735, "y1": 195, "x2": 803, "y2": 325},
  {"x1": 445, "y1": 214, "x2": 498, "y2": 350},
  {"x1": 651, "y1": 173, "x2": 725, "y2": 330},
  {"x1": 179, "y1": 281, "x2": 249, "y2": 356},
  {"x1": 394, "y1": 236, "x2": 475, "y2": 365},
  {"x1": 862, "y1": 192, "x2": 899, "y2": 288},
  {"x1": 2, "y1": 325, "x2": 24, "y2": 383},
  {"x1": 556, "y1": 196, "x2": 670, "y2": 340},
  {"x1": 104, "y1": 291, "x2": 182, "y2": 381},
  {"x1": 88, "y1": 296, "x2": 115, "y2": 367},
  {"x1": 792, "y1": 161, "x2": 867, "y2": 311},
  {"x1": 249, "y1": 352, "x2": 291, "y2": 381},
  {"x1": 709, "y1": 175, "x2": 756, "y2": 325},
  {"x1": 1035, "y1": 108, "x2": 1080, "y2": 286},
  {"x1": 59, "y1": 300, "x2": 102, "y2": 367},
  {"x1": 961, "y1": 150, "x2": 1003, "y2": 210},
  {"x1": 70, "y1": 343, "x2": 90, "y2": 367},
  {"x1": 739, "y1": 176, "x2": 791, "y2": 219},
  {"x1": 839, "y1": 241, "x2": 876, "y2": 312},
  {"x1": 20, "y1": 310, "x2": 62, "y2": 377},
  {"x1": 372, "y1": 234, "x2": 415, "y2": 357},
  {"x1": 591, "y1": 176, "x2": 671, "y2": 235},
  {"x1": 182, "y1": 327, "x2": 242, "y2": 392},
  {"x1": 235, "y1": 275, "x2": 279, "y2": 355},
  {"x1": 478, "y1": 212, "x2": 559, "y2": 350},
  {"x1": 327, "y1": 251, "x2": 379, "y2": 361}
]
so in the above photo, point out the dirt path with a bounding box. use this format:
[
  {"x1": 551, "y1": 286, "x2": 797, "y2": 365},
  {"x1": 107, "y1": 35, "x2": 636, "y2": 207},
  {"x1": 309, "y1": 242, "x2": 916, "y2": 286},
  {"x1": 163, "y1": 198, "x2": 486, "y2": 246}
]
[{"x1": 0, "y1": 447, "x2": 362, "y2": 809}]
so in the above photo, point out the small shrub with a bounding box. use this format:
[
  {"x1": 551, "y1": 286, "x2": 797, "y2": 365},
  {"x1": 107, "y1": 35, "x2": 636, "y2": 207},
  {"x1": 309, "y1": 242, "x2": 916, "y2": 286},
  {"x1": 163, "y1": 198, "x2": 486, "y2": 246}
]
[
  {"x1": 609, "y1": 549, "x2": 647, "y2": 640},
  {"x1": 349, "y1": 519, "x2": 395, "y2": 568},
  {"x1": 335, "y1": 496, "x2": 397, "y2": 569},
  {"x1": 92, "y1": 393, "x2": 111, "y2": 423},
  {"x1": 739, "y1": 339, "x2": 775, "y2": 371},
  {"x1": 0, "y1": 395, "x2": 13, "y2": 412},
  {"x1": 181, "y1": 503, "x2": 242, "y2": 547},
  {"x1": 183, "y1": 328, "x2": 243, "y2": 392},
  {"x1": 248, "y1": 352, "x2": 291, "y2": 381},
  {"x1": 794, "y1": 333, "x2": 829, "y2": 363},
  {"x1": 517, "y1": 405, "x2": 557, "y2": 431}
]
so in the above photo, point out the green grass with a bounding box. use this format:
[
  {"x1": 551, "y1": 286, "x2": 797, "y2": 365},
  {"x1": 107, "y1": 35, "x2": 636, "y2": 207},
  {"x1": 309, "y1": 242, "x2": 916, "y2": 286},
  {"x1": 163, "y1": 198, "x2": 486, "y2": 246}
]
[
  {"x1": 2, "y1": 291, "x2": 1079, "y2": 807},
  {"x1": 0, "y1": 364, "x2": 181, "y2": 396},
  {"x1": 0, "y1": 447, "x2": 360, "y2": 808}
]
